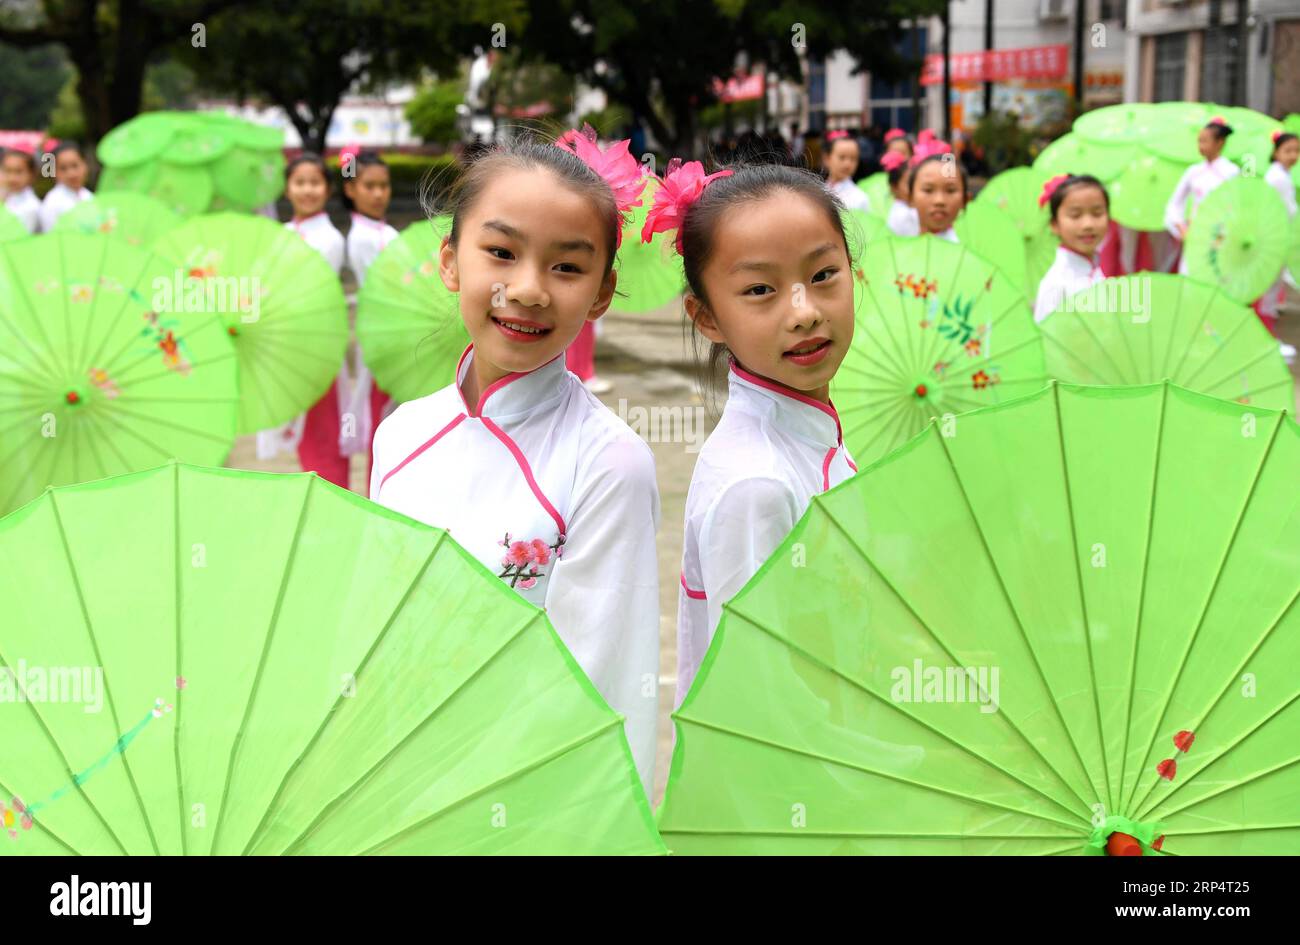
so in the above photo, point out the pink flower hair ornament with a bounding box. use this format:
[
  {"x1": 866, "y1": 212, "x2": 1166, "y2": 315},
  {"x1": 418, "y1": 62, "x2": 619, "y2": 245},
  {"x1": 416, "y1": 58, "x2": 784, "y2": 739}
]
[
  {"x1": 640, "y1": 158, "x2": 734, "y2": 252},
  {"x1": 884, "y1": 128, "x2": 906, "y2": 142},
  {"x1": 826, "y1": 129, "x2": 851, "y2": 141},
  {"x1": 1038, "y1": 173, "x2": 1071, "y2": 208},
  {"x1": 909, "y1": 137, "x2": 952, "y2": 167},
  {"x1": 555, "y1": 124, "x2": 649, "y2": 247},
  {"x1": 1271, "y1": 129, "x2": 1284, "y2": 144},
  {"x1": 880, "y1": 150, "x2": 908, "y2": 172}
]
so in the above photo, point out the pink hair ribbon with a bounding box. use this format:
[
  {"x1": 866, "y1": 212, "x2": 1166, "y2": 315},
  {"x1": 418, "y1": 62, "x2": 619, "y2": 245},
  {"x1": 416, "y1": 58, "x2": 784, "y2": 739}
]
[
  {"x1": 555, "y1": 124, "x2": 650, "y2": 247},
  {"x1": 1038, "y1": 173, "x2": 1071, "y2": 208}
]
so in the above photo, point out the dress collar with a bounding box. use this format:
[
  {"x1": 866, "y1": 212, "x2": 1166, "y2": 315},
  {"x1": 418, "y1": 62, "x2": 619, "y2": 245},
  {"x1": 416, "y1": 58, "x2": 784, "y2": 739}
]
[
  {"x1": 727, "y1": 361, "x2": 842, "y2": 449},
  {"x1": 933, "y1": 227, "x2": 959, "y2": 243},
  {"x1": 1057, "y1": 243, "x2": 1100, "y2": 276},
  {"x1": 289, "y1": 211, "x2": 329, "y2": 232},
  {"x1": 454, "y1": 344, "x2": 568, "y2": 420},
  {"x1": 350, "y1": 211, "x2": 389, "y2": 230}
]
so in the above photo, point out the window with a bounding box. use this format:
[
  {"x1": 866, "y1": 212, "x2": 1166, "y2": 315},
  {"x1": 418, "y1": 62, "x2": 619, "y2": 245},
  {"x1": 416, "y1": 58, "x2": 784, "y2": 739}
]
[
  {"x1": 1098, "y1": 0, "x2": 1123, "y2": 21},
  {"x1": 1153, "y1": 33, "x2": 1187, "y2": 102},
  {"x1": 866, "y1": 24, "x2": 924, "y2": 132},
  {"x1": 1201, "y1": 27, "x2": 1239, "y2": 104}
]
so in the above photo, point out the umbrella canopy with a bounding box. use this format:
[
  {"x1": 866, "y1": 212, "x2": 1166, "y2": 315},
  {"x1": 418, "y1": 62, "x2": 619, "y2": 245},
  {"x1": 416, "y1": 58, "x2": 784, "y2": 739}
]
[
  {"x1": 841, "y1": 208, "x2": 886, "y2": 262},
  {"x1": 1039, "y1": 273, "x2": 1294, "y2": 410},
  {"x1": 830, "y1": 235, "x2": 1046, "y2": 469},
  {"x1": 1034, "y1": 133, "x2": 1136, "y2": 184},
  {"x1": 0, "y1": 206, "x2": 28, "y2": 243},
  {"x1": 609, "y1": 181, "x2": 685, "y2": 314},
  {"x1": 356, "y1": 216, "x2": 468, "y2": 405},
  {"x1": 658, "y1": 380, "x2": 1300, "y2": 854},
  {"x1": 1108, "y1": 155, "x2": 1188, "y2": 232},
  {"x1": 856, "y1": 172, "x2": 892, "y2": 219},
  {"x1": 1184, "y1": 176, "x2": 1290, "y2": 305},
  {"x1": 0, "y1": 462, "x2": 665, "y2": 855},
  {"x1": 953, "y1": 200, "x2": 1030, "y2": 294},
  {"x1": 152, "y1": 213, "x2": 348, "y2": 433},
  {"x1": 0, "y1": 233, "x2": 239, "y2": 515},
  {"x1": 975, "y1": 166, "x2": 1051, "y2": 241},
  {"x1": 53, "y1": 191, "x2": 182, "y2": 248}
]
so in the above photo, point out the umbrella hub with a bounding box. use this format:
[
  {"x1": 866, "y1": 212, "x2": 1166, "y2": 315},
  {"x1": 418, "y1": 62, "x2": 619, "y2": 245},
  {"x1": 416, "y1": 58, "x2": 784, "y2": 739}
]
[{"x1": 1088, "y1": 813, "x2": 1166, "y2": 856}]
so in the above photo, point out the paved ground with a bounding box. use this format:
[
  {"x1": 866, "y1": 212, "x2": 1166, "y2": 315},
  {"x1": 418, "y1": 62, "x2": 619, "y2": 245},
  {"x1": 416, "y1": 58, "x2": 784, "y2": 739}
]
[{"x1": 227, "y1": 283, "x2": 1300, "y2": 808}]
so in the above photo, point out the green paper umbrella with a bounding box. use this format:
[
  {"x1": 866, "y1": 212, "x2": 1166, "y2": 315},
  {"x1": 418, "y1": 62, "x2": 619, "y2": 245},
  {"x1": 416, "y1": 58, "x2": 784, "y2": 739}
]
[
  {"x1": 145, "y1": 164, "x2": 215, "y2": 218},
  {"x1": 357, "y1": 216, "x2": 467, "y2": 404},
  {"x1": 211, "y1": 146, "x2": 285, "y2": 210},
  {"x1": 1143, "y1": 102, "x2": 1213, "y2": 165},
  {"x1": 1026, "y1": 225, "x2": 1060, "y2": 298},
  {"x1": 830, "y1": 235, "x2": 1046, "y2": 469},
  {"x1": 975, "y1": 166, "x2": 1051, "y2": 240},
  {"x1": 1185, "y1": 176, "x2": 1290, "y2": 304},
  {"x1": 856, "y1": 172, "x2": 892, "y2": 219},
  {"x1": 0, "y1": 206, "x2": 28, "y2": 243},
  {"x1": 97, "y1": 161, "x2": 159, "y2": 195},
  {"x1": 658, "y1": 380, "x2": 1300, "y2": 855},
  {"x1": 1074, "y1": 102, "x2": 1159, "y2": 147},
  {"x1": 841, "y1": 208, "x2": 885, "y2": 262},
  {"x1": 1034, "y1": 133, "x2": 1135, "y2": 183},
  {"x1": 0, "y1": 463, "x2": 665, "y2": 855},
  {"x1": 609, "y1": 183, "x2": 685, "y2": 314},
  {"x1": 1289, "y1": 214, "x2": 1300, "y2": 280},
  {"x1": 152, "y1": 213, "x2": 348, "y2": 433},
  {"x1": 53, "y1": 191, "x2": 182, "y2": 248},
  {"x1": 953, "y1": 200, "x2": 1029, "y2": 293},
  {"x1": 96, "y1": 112, "x2": 178, "y2": 167},
  {"x1": 1108, "y1": 154, "x2": 1188, "y2": 232},
  {"x1": 1039, "y1": 274, "x2": 1294, "y2": 410},
  {"x1": 0, "y1": 234, "x2": 239, "y2": 515},
  {"x1": 163, "y1": 117, "x2": 234, "y2": 166}
]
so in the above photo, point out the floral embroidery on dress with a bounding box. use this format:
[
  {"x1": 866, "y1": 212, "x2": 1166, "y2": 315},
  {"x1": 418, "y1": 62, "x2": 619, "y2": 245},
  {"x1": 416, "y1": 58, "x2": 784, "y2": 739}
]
[{"x1": 497, "y1": 531, "x2": 566, "y2": 590}]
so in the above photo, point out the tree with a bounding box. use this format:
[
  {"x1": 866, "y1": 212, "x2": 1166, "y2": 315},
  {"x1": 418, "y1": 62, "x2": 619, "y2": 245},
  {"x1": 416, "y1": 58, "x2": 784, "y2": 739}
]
[
  {"x1": 179, "y1": 0, "x2": 526, "y2": 154},
  {"x1": 513, "y1": 0, "x2": 948, "y2": 156},
  {"x1": 405, "y1": 76, "x2": 464, "y2": 146},
  {"x1": 0, "y1": 40, "x2": 71, "y2": 129},
  {"x1": 0, "y1": 0, "x2": 247, "y2": 145}
]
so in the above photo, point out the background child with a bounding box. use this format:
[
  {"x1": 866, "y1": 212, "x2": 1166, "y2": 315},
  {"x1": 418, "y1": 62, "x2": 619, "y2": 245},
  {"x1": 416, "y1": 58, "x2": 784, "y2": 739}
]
[
  {"x1": 881, "y1": 150, "x2": 919, "y2": 237},
  {"x1": 369, "y1": 130, "x2": 660, "y2": 793},
  {"x1": 909, "y1": 149, "x2": 966, "y2": 242},
  {"x1": 2, "y1": 148, "x2": 41, "y2": 233},
  {"x1": 648, "y1": 160, "x2": 858, "y2": 704},
  {"x1": 37, "y1": 142, "x2": 92, "y2": 232},
  {"x1": 341, "y1": 149, "x2": 398, "y2": 483},
  {"x1": 1164, "y1": 117, "x2": 1239, "y2": 274},
  {"x1": 823, "y1": 130, "x2": 871, "y2": 211},
  {"x1": 1034, "y1": 174, "x2": 1109, "y2": 323},
  {"x1": 1260, "y1": 131, "x2": 1298, "y2": 360}
]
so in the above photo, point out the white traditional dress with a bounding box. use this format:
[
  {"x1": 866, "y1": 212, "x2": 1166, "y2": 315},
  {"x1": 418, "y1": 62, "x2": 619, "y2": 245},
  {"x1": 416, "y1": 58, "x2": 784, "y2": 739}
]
[
  {"x1": 887, "y1": 198, "x2": 920, "y2": 237},
  {"x1": 676, "y1": 361, "x2": 857, "y2": 706},
  {"x1": 1034, "y1": 245, "x2": 1104, "y2": 323},
  {"x1": 37, "y1": 183, "x2": 92, "y2": 232},
  {"x1": 1163, "y1": 156, "x2": 1239, "y2": 274},
  {"x1": 255, "y1": 212, "x2": 347, "y2": 460},
  {"x1": 829, "y1": 177, "x2": 871, "y2": 212},
  {"x1": 932, "y1": 226, "x2": 959, "y2": 244},
  {"x1": 1259, "y1": 161, "x2": 1298, "y2": 321},
  {"x1": 4, "y1": 187, "x2": 41, "y2": 233},
  {"x1": 370, "y1": 345, "x2": 661, "y2": 792},
  {"x1": 342, "y1": 212, "x2": 400, "y2": 454}
]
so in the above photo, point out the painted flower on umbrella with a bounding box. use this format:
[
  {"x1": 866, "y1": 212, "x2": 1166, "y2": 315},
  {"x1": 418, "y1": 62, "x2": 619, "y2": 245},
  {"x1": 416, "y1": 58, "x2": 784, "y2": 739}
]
[
  {"x1": 641, "y1": 159, "x2": 734, "y2": 251},
  {"x1": 972, "y1": 370, "x2": 990, "y2": 389},
  {"x1": 1, "y1": 797, "x2": 33, "y2": 838}
]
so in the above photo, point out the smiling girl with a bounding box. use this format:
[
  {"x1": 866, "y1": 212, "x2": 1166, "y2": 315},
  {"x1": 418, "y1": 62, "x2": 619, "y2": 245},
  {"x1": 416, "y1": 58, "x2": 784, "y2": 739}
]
[
  {"x1": 368, "y1": 129, "x2": 661, "y2": 791},
  {"x1": 37, "y1": 143, "x2": 92, "y2": 232},
  {"x1": 1033, "y1": 174, "x2": 1109, "y2": 323},
  {"x1": 908, "y1": 150, "x2": 967, "y2": 241},
  {"x1": 648, "y1": 161, "x2": 858, "y2": 704}
]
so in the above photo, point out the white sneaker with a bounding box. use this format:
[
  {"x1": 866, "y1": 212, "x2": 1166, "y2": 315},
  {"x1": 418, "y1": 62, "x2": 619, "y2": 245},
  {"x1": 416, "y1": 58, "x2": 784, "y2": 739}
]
[
  {"x1": 1281, "y1": 341, "x2": 1297, "y2": 364},
  {"x1": 584, "y1": 376, "x2": 614, "y2": 394}
]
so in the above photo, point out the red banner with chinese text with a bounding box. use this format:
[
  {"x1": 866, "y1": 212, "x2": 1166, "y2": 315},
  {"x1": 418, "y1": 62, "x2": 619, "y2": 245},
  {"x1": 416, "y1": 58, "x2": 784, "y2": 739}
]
[{"x1": 920, "y1": 45, "x2": 1070, "y2": 86}]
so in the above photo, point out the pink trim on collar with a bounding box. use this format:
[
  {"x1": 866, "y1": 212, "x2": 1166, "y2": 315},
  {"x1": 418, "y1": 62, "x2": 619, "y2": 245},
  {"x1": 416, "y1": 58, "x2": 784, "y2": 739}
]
[
  {"x1": 455, "y1": 344, "x2": 565, "y2": 418},
  {"x1": 289, "y1": 211, "x2": 328, "y2": 231},
  {"x1": 377, "y1": 413, "x2": 467, "y2": 494},
  {"x1": 1061, "y1": 244, "x2": 1101, "y2": 274},
  {"x1": 350, "y1": 211, "x2": 388, "y2": 229},
  {"x1": 729, "y1": 360, "x2": 845, "y2": 445},
  {"x1": 480, "y1": 416, "x2": 567, "y2": 537},
  {"x1": 680, "y1": 572, "x2": 707, "y2": 600}
]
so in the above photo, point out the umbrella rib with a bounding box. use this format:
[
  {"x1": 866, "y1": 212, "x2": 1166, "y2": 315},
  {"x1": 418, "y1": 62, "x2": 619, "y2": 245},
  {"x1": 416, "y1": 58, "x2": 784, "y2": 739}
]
[
  {"x1": 1177, "y1": 305, "x2": 1255, "y2": 389},
  {"x1": 208, "y1": 474, "x2": 314, "y2": 855},
  {"x1": 676, "y1": 715, "x2": 1084, "y2": 832},
  {"x1": 800, "y1": 495, "x2": 1095, "y2": 818},
  {"x1": 356, "y1": 717, "x2": 627, "y2": 856},
  {"x1": 1193, "y1": 342, "x2": 1288, "y2": 399},
  {"x1": 1138, "y1": 686, "x2": 1300, "y2": 826},
  {"x1": 47, "y1": 490, "x2": 162, "y2": 854},
  {"x1": 1108, "y1": 281, "x2": 1146, "y2": 383},
  {"x1": 0, "y1": 266, "x2": 65, "y2": 388},
  {"x1": 1074, "y1": 307, "x2": 1133, "y2": 384},
  {"x1": 1051, "y1": 382, "x2": 1117, "y2": 814},
  {"x1": 81, "y1": 244, "x2": 155, "y2": 374},
  {"x1": 1143, "y1": 752, "x2": 1300, "y2": 827},
  {"x1": 660, "y1": 827, "x2": 1085, "y2": 841},
  {"x1": 103, "y1": 403, "x2": 236, "y2": 448},
  {"x1": 932, "y1": 428, "x2": 1109, "y2": 808},
  {"x1": 241, "y1": 531, "x2": 450, "y2": 853},
  {"x1": 1041, "y1": 326, "x2": 1112, "y2": 384},
  {"x1": 113, "y1": 348, "x2": 239, "y2": 390},
  {"x1": 0, "y1": 409, "x2": 73, "y2": 513},
  {"x1": 840, "y1": 396, "x2": 912, "y2": 460},
  {"x1": 1164, "y1": 279, "x2": 1214, "y2": 383},
  {"x1": 1122, "y1": 409, "x2": 1286, "y2": 817},
  {"x1": 171, "y1": 462, "x2": 187, "y2": 856}
]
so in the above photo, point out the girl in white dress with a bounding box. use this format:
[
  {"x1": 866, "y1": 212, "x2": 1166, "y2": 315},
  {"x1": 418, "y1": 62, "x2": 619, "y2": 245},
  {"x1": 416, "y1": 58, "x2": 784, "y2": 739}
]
[
  {"x1": 646, "y1": 161, "x2": 858, "y2": 705},
  {"x1": 1163, "y1": 117, "x2": 1239, "y2": 274},
  {"x1": 2, "y1": 148, "x2": 41, "y2": 232},
  {"x1": 881, "y1": 150, "x2": 919, "y2": 237},
  {"x1": 341, "y1": 151, "x2": 399, "y2": 482},
  {"x1": 369, "y1": 129, "x2": 661, "y2": 792},
  {"x1": 1033, "y1": 174, "x2": 1109, "y2": 323},
  {"x1": 37, "y1": 143, "x2": 92, "y2": 232},
  {"x1": 823, "y1": 130, "x2": 871, "y2": 212},
  {"x1": 883, "y1": 128, "x2": 913, "y2": 162},
  {"x1": 908, "y1": 149, "x2": 966, "y2": 243},
  {"x1": 1260, "y1": 131, "x2": 1298, "y2": 360}
]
